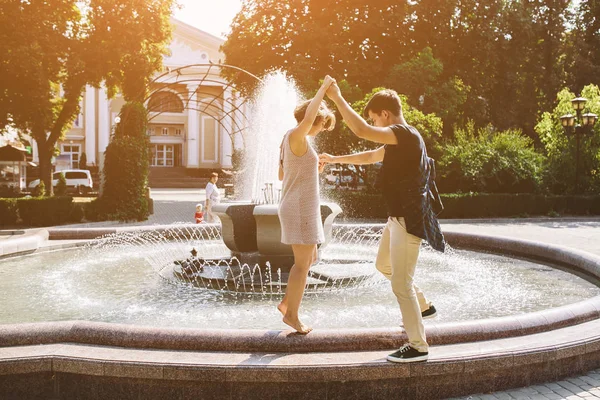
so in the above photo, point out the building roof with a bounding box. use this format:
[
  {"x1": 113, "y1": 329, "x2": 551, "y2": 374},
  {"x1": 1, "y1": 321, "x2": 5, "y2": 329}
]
[
  {"x1": 0, "y1": 145, "x2": 27, "y2": 162},
  {"x1": 166, "y1": 18, "x2": 225, "y2": 67}
]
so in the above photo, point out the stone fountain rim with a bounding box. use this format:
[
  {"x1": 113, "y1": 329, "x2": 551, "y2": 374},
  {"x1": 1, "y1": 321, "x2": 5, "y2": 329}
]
[{"x1": 0, "y1": 226, "x2": 599, "y2": 352}]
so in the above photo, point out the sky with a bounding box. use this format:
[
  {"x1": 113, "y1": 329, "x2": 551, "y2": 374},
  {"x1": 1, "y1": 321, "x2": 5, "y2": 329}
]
[{"x1": 174, "y1": 0, "x2": 243, "y2": 39}]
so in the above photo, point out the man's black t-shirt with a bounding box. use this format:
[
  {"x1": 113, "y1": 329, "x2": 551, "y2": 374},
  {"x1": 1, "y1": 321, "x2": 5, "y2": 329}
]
[
  {"x1": 379, "y1": 124, "x2": 445, "y2": 252},
  {"x1": 381, "y1": 124, "x2": 427, "y2": 217}
]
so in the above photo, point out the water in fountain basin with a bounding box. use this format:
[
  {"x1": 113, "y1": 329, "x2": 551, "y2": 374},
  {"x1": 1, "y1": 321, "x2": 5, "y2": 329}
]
[{"x1": 1, "y1": 224, "x2": 599, "y2": 329}]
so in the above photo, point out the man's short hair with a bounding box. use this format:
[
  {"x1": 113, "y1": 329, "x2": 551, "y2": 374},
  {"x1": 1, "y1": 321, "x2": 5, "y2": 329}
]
[
  {"x1": 211, "y1": 172, "x2": 219, "y2": 178},
  {"x1": 363, "y1": 89, "x2": 402, "y2": 119}
]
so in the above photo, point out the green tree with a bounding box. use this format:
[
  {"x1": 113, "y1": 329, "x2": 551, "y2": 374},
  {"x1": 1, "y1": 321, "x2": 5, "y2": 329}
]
[
  {"x1": 564, "y1": 0, "x2": 600, "y2": 94},
  {"x1": 407, "y1": 1, "x2": 501, "y2": 127},
  {"x1": 535, "y1": 84, "x2": 600, "y2": 194},
  {"x1": 221, "y1": 0, "x2": 412, "y2": 95},
  {"x1": 101, "y1": 102, "x2": 150, "y2": 221},
  {"x1": 487, "y1": 1, "x2": 569, "y2": 137},
  {"x1": 0, "y1": 0, "x2": 175, "y2": 196},
  {"x1": 385, "y1": 47, "x2": 469, "y2": 136},
  {"x1": 79, "y1": 152, "x2": 87, "y2": 170}
]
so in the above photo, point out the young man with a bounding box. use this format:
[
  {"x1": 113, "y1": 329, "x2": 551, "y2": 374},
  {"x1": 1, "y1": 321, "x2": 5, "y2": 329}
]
[{"x1": 320, "y1": 85, "x2": 445, "y2": 363}]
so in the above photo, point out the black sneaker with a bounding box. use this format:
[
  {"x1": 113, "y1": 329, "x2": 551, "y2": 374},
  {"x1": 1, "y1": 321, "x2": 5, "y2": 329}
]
[
  {"x1": 387, "y1": 344, "x2": 429, "y2": 363},
  {"x1": 421, "y1": 305, "x2": 437, "y2": 320}
]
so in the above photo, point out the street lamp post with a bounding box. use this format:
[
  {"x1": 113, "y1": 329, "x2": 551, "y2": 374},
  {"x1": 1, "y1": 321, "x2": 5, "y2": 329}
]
[{"x1": 559, "y1": 97, "x2": 598, "y2": 194}]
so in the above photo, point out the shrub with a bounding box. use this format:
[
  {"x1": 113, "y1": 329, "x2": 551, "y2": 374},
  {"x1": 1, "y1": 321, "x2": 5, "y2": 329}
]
[
  {"x1": 55, "y1": 173, "x2": 67, "y2": 196},
  {"x1": 69, "y1": 203, "x2": 85, "y2": 223},
  {"x1": 439, "y1": 122, "x2": 545, "y2": 193},
  {"x1": 322, "y1": 189, "x2": 600, "y2": 219},
  {"x1": 83, "y1": 198, "x2": 108, "y2": 222},
  {"x1": 0, "y1": 198, "x2": 18, "y2": 225},
  {"x1": 0, "y1": 186, "x2": 24, "y2": 198},
  {"x1": 33, "y1": 181, "x2": 46, "y2": 197},
  {"x1": 16, "y1": 197, "x2": 75, "y2": 227},
  {"x1": 79, "y1": 152, "x2": 87, "y2": 170},
  {"x1": 101, "y1": 102, "x2": 150, "y2": 221}
]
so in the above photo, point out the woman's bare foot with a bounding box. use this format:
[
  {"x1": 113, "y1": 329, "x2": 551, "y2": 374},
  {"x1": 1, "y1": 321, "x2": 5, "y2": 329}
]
[
  {"x1": 277, "y1": 302, "x2": 287, "y2": 317},
  {"x1": 282, "y1": 314, "x2": 313, "y2": 334}
]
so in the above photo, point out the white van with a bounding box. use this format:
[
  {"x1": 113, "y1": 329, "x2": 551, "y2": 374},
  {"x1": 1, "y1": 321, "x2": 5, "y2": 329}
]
[{"x1": 28, "y1": 169, "x2": 93, "y2": 193}]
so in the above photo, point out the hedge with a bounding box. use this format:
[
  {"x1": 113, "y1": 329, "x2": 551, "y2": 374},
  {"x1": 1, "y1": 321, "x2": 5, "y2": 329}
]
[
  {"x1": 0, "y1": 199, "x2": 18, "y2": 225},
  {"x1": 0, "y1": 197, "x2": 84, "y2": 227},
  {"x1": 322, "y1": 190, "x2": 600, "y2": 219}
]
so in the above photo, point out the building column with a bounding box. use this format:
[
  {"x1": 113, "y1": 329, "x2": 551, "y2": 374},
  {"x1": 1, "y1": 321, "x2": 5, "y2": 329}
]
[
  {"x1": 84, "y1": 85, "x2": 96, "y2": 166},
  {"x1": 97, "y1": 86, "x2": 111, "y2": 168},
  {"x1": 186, "y1": 85, "x2": 199, "y2": 167},
  {"x1": 221, "y1": 88, "x2": 233, "y2": 168}
]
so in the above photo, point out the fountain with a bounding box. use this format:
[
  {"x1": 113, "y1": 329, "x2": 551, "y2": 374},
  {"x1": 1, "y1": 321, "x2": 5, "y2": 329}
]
[{"x1": 167, "y1": 72, "x2": 358, "y2": 292}]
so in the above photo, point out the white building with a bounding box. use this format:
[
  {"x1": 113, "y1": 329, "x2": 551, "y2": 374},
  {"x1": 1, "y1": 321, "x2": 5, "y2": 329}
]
[{"x1": 32, "y1": 18, "x2": 248, "y2": 185}]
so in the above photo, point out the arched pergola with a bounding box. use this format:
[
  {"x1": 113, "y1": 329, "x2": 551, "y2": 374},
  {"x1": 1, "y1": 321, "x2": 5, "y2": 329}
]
[{"x1": 145, "y1": 64, "x2": 262, "y2": 147}]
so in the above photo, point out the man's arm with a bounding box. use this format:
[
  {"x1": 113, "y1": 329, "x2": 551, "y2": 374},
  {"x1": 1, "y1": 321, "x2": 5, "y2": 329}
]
[
  {"x1": 320, "y1": 146, "x2": 385, "y2": 165},
  {"x1": 326, "y1": 83, "x2": 398, "y2": 145}
]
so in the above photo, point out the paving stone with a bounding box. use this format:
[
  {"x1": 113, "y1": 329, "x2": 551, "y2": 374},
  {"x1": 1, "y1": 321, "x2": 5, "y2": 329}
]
[
  {"x1": 558, "y1": 381, "x2": 586, "y2": 394},
  {"x1": 543, "y1": 394, "x2": 565, "y2": 400},
  {"x1": 492, "y1": 393, "x2": 514, "y2": 400},
  {"x1": 507, "y1": 391, "x2": 532, "y2": 400},
  {"x1": 519, "y1": 387, "x2": 540, "y2": 395},
  {"x1": 580, "y1": 377, "x2": 600, "y2": 387},
  {"x1": 570, "y1": 378, "x2": 592, "y2": 387},
  {"x1": 554, "y1": 388, "x2": 579, "y2": 397},
  {"x1": 530, "y1": 385, "x2": 553, "y2": 394}
]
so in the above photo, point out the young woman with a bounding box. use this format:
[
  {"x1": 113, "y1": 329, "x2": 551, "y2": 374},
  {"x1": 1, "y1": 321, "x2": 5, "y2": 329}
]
[{"x1": 277, "y1": 76, "x2": 336, "y2": 334}]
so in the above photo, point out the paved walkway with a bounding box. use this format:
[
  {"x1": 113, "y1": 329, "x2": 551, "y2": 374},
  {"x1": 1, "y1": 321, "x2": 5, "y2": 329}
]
[
  {"x1": 451, "y1": 370, "x2": 600, "y2": 399},
  {"x1": 11, "y1": 189, "x2": 600, "y2": 399}
]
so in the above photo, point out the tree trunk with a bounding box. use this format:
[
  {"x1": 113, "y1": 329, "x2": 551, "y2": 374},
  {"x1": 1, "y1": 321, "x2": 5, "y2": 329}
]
[{"x1": 37, "y1": 139, "x2": 54, "y2": 197}]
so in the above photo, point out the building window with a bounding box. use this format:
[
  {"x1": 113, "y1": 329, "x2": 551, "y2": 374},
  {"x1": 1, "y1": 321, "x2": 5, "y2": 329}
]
[
  {"x1": 162, "y1": 127, "x2": 169, "y2": 136},
  {"x1": 62, "y1": 144, "x2": 81, "y2": 169},
  {"x1": 175, "y1": 129, "x2": 182, "y2": 136},
  {"x1": 147, "y1": 91, "x2": 184, "y2": 113},
  {"x1": 151, "y1": 144, "x2": 175, "y2": 167}
]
